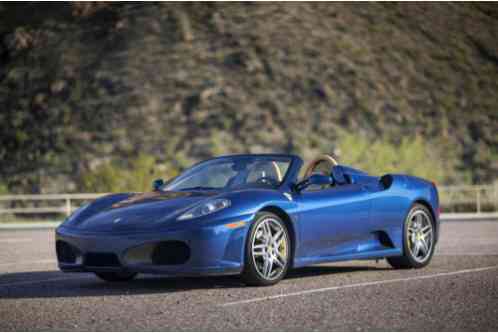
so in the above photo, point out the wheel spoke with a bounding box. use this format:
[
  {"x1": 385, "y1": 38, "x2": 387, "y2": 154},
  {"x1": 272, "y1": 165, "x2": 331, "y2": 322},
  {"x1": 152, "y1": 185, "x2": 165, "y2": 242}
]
[
  {"x1": 263, "y1": 258, "x2": 273, "y2": 278},
  {"x1": 264, "y1": 222, "x2": 272, "y2": 239},
  {"x1": 422, "y1": 225, "x2": 432, "y2": 235},
  {"x1": 422, "y1": 229, "x2": 432, "y2": 240},
  {"x1": 256, "y1": 230, "x2": 264, "y2": 240},
  {"x1": 273, "y1": 229, "x2": 283, "y2": 243},
  {"x1": 262, "y1": 258, "x2": 269, "y2": 276},
  {"x1": 253, "y1": 244, "x2": 265, "y2": 256},
  {"x1": 412, "y1": 214, "x2": 419, "y2": 226},
  {"x1": 273, "y1": 255, "x2": 284, "y2": 267},
  {"x1": 420, "y1": 238, "x2": 429, "y2": 255},
  {"x1": 412, "y1": 241, "x2": 420, "y2": 256}
]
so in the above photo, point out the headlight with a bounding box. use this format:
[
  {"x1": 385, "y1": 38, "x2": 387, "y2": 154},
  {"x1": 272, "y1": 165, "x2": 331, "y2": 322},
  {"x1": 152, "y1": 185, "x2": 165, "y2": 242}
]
[{"x1": 177, "y1": 198, "x2": 231, "y2": 221}]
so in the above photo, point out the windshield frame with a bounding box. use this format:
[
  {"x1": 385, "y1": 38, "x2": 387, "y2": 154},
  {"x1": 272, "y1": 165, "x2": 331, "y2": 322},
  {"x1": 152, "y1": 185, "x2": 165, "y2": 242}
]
[{"x1": 163, "y1": 154, "x2": 301, "y2": 192}]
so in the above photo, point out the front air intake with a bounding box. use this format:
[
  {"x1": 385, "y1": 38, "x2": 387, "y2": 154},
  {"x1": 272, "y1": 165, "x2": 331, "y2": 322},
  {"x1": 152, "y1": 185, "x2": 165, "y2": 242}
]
[
  {"x1": 56, "y1": 241, "x2": 78, "y2": 263},
  {"x1": 151, "y1": 241, "x2": 190, "y2": 265},
  {"x1": 84, "y1": 252, "x2": 121, "y2": 267}
]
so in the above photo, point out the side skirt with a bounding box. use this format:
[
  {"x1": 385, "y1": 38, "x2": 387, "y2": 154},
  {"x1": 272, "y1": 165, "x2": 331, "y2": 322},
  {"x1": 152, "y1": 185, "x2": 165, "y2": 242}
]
[{"x1": 292, "y1": 248, "x2": 402, "y2": 268}]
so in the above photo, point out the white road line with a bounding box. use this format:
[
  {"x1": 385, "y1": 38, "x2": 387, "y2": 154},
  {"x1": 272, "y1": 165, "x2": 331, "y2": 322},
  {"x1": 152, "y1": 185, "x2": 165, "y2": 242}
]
[
  {"x1": 0, "y1": 259, "x2": 56, "y2": 267},
  {"x1": 437, "y1": 252, "x2": 498, "y2": 256},
  {"x1": 221, "y1": 265, "x2": 498, "y2": 307},
  {"x1": 0, "y1": 238, "x2": 33, "y2": 243}
]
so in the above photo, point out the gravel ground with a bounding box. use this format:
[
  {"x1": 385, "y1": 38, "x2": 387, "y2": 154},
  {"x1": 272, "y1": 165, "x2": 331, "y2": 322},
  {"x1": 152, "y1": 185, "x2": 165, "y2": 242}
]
[{"x1": 1, "y1": 222, "x2": 497, "y2": 331}]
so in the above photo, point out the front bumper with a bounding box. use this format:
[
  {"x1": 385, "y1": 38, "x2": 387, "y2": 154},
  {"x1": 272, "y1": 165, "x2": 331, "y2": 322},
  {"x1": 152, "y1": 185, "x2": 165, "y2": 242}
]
[{"x1": 55, "y1": 215, "x2": 252, "y2": 276}]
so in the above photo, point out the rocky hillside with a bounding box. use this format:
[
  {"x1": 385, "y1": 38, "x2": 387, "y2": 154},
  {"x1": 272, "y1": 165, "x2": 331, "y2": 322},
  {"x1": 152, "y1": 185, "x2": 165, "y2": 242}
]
[{"x1": 0, "y1": 3, "x2": 497, "y2": 193}]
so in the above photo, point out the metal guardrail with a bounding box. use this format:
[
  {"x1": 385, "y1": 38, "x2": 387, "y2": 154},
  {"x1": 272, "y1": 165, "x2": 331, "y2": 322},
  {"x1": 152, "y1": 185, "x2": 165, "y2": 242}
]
[
  {"x1": 441, "y1": 212, "x2": 498, "y2": 221},
  {"x1": 0, "y1": 184, "x2": 496, "y2": 218},
  {"x1": 438, "y1": 184, "x2": 497, "y2": 213},
  {"x1": 0, "y1": 193, "x2": 107, "y2": 217}
]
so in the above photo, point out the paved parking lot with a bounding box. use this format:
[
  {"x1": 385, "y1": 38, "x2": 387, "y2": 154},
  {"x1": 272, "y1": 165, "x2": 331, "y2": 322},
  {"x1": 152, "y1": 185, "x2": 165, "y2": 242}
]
[{"x1": 1, "y1": 222, "x2": 498, "y2": 331}]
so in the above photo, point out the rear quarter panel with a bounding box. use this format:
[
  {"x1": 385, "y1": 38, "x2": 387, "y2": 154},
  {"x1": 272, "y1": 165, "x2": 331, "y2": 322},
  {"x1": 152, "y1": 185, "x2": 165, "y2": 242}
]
[{"x1": 369, "y1": 175, "x2": 439, "y2": 249}]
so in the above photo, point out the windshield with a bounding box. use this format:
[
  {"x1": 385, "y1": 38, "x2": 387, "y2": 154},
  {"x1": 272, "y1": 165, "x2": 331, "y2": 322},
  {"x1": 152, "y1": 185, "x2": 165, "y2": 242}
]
[{"x1": 164, "y1": 156, "x2": 292, "y2": 191}]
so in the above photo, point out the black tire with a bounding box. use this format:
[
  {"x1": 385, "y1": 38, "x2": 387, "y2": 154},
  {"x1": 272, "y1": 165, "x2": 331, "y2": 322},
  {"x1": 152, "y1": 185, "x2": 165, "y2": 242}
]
[
  {"x1": 241, "y1": 212, "x2": 291, "y2": 286},
  {"x1": 387, "y1": 204, "x2": 436, "y2": 269},
  {"x1": 95, "y1": 271, "x2": 137, "y2": 282}
]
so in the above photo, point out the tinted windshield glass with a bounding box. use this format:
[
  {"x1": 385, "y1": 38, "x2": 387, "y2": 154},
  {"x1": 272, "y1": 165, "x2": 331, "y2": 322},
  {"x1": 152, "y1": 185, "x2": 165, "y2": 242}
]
[{"x1": 165, "y1": 156, "x2": 292, "y2": 191}]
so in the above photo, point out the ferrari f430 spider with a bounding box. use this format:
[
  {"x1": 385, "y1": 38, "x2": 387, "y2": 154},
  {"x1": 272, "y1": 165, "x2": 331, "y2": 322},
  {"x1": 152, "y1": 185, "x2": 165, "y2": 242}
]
[{"x1": 56, "y1": 154, "x2": 439, "y2": 286}]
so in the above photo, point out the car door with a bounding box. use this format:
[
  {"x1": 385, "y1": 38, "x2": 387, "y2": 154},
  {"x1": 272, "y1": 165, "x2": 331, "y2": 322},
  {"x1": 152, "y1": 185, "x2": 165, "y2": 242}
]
[{"x1": 295, "y1": 182, "x2": 373, "y2": 259}]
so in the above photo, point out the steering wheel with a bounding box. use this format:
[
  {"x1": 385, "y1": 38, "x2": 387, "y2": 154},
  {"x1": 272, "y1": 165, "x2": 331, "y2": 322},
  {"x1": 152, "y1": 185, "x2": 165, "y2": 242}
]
[
  {"x1": 303, "y1": 154, "x2": 339, "y2": 179},
  {"x1": 254, "y1": 176, "x2": 280, "y2": 187}
]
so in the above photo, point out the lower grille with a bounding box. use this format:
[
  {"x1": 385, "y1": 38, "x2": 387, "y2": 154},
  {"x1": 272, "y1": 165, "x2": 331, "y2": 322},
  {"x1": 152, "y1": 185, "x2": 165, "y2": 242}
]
[
  {"x1": 151, "y1": 241, "x2": 190, "y2": 265},
  {"x1": 56, "y1": 241, "x2": 78, "y2": 263},
  {"x1": 84, "y1": 252, "x2": 121, "y2": 267}
]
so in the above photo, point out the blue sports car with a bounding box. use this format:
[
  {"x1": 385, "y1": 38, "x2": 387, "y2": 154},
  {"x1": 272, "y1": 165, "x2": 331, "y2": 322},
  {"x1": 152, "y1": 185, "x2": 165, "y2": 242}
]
[{"x1": 56, "y1": 154, "x2": 439, "y2": 286}]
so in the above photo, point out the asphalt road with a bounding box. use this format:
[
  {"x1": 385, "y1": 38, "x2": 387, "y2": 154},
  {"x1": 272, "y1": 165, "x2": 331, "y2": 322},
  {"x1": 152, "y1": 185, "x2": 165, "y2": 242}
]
[{"x1": 1, "y1": 222, "x2": 498, "y2": 331}]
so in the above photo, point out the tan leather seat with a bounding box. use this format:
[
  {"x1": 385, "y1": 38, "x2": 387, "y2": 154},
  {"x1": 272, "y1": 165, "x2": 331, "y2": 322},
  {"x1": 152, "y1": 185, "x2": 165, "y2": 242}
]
[{"x1": 303, "y1": 154, "x2": 339, "y2": 179}]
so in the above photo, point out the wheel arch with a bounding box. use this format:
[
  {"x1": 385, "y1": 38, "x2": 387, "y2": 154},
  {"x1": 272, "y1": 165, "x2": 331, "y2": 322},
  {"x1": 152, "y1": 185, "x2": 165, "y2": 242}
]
[
  {"x1": 259, "y1": 205, "x2": 297, "y2": 268},
  {"x1": 413, "y1": 199, "x2": 439, "y2": 242}
]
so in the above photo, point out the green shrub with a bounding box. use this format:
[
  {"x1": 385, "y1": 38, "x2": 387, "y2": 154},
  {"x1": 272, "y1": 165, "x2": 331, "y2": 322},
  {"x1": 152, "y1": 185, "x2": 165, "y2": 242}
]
[
  {"x1": 81, "y1": 162, "x2": 126, "y2": 193},
  {"x1": 0, "y1": 182, "x2": 8, "y2": 195},
  {"x1": 336, "y1": 133, "x2": 456, "y2": 184},
  {"x1": 81, "y1": 154, "x2": 179, "y2": 193}
]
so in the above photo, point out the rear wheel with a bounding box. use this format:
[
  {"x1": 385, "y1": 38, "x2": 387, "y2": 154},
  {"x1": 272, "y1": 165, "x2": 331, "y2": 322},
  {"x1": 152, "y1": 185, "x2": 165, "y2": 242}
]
[
  {"x1": 94, "y1": 272, "x2": 137, "y2": 282},
  {"x1": 387, "y1": 204, "x2": 435, "y2": 269},
  {"x1": 241, "y1": 212, "x2": 291, "y2": 286}
]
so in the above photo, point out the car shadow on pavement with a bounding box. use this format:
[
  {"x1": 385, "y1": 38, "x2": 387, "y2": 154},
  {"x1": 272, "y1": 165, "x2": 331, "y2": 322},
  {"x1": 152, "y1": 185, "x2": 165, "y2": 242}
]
[
  {"x1": 286, "y1": 264, "x2": 391, "y2": 280},
  {"x1": 0, "y1": 265, "x2": 390, "y2": 299}
]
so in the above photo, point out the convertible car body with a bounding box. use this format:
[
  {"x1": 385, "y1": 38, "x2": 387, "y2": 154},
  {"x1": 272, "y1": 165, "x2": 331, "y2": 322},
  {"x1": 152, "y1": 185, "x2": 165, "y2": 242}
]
[{"x1": 56, "y1": 154, "x2": 439, "y2": 285}]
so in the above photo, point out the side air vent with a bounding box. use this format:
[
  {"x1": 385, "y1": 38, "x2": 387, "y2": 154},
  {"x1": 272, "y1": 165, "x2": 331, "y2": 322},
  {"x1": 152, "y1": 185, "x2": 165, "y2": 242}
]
[
  {"x1": 375, "y1": 231, "x2": 395, "y2": 248},
  {"x1": 151, "y1": 241, "x2": 190, "y2": 265},
  {"x1": 380, "y1": 174, "x2": 393, "y2": 190}
]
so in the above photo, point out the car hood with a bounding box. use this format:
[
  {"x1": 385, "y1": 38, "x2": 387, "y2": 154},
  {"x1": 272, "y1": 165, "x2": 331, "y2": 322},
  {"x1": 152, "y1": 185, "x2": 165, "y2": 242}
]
[{"x1": 67, "y1": 190, "x2": 218, "y2": 232}]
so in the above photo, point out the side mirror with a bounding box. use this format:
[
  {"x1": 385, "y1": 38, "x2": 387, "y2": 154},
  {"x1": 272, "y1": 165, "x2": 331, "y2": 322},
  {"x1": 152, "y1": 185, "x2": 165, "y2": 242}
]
[
  {"x1": 295, "y1": 174, "x2": 332, "y2": 192},
  {"x1": 152, "y1": 178, "x2": 164, "y2": 191},
  {"x1": 331, "y1": 165, "x2": 348, "y2": 185}
]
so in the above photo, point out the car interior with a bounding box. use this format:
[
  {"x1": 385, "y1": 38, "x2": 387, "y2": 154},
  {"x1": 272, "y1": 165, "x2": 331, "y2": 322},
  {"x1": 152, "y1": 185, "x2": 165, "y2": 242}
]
[{"x1": 301, "y1": 154, "x2": 351, "y2": 190}]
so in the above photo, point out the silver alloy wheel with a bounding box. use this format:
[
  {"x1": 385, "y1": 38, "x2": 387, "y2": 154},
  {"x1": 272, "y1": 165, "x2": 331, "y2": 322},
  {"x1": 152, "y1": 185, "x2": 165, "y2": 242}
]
[
  {"x1": 407, "y1": 210, "x2": 434, "y2": 263},
  {"x1": 251, "y1": 217, "x2": 289, "y2": 280}
]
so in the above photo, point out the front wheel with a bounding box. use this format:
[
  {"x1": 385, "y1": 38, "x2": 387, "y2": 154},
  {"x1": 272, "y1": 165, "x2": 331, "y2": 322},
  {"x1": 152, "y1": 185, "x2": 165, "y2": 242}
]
[
  {"x1": 95, "y1": 272, "x2": 137, "y2": 282},
  {"x1": 241, "y1": 212, "x2": 291, "y2": 286},
  {"x1": 387, "y1": 204, "x2": 436, "y2": 269}
]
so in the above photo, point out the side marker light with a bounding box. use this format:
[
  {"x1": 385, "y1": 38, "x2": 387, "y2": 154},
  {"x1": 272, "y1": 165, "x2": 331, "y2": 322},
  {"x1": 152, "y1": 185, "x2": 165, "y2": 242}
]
[{"x1": 225, "y1": 221, "x2": 246, "y2": 229}]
